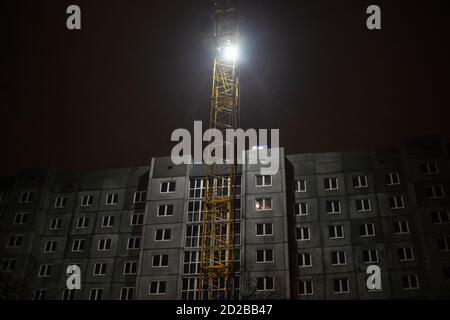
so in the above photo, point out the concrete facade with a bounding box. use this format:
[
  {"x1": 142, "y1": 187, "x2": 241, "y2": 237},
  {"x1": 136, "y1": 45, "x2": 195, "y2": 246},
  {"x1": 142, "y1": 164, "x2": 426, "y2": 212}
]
[{"x1": 1, "y1": 136, "x2": 450, "y2": 299}]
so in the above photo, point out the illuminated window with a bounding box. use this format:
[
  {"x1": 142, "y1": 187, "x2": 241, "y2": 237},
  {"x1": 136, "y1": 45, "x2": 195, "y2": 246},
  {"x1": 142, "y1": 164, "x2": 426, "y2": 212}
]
[{"x1": 255, "y1": 198, "x2": 272, "y2": 211}]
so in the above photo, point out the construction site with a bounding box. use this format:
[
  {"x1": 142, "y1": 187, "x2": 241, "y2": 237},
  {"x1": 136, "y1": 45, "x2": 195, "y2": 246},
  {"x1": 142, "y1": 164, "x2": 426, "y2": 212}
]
[{"x1": 1, "y1": 0, "x2": 450, "y2": 301}]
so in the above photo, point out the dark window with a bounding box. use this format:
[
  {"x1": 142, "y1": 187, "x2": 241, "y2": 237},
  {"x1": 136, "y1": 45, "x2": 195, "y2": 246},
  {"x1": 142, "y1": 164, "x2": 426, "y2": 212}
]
[
  {"x1": 324, "y1": 178, "x2": 338, "y2": 190},
  {"x1": 298, "y1": 280, "x2": 313, "y2": 295},
  {"x1": 256, "y1": 224, "x2": 263, "y2": 235},
  {"x1": 153, "y1": 255, "x2": 169, "y2": 267},
  {"x1": 296, "y1": 227, "x2": 310, "y2": 240},
  {"x1": 295, "y1": 202, "x2": 308, "y2": 215},
  {"x1": 161, "y1": 182, "x2": 176, "y2": 193},
  {"x1": 443, "y1": 267, "x2": 450, "y2": 280},
  {"x1": 120, "y1": 287, "x2": 134, "y2": 300},
  {"x1": 333, "y1": 278, "x2": 349, "y2": 293}
]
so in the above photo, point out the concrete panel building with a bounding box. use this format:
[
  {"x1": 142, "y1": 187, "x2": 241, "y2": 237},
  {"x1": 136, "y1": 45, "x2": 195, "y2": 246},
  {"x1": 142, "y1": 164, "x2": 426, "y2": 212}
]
[{"x1": 1, "y1": 135, "x2": 449, "y2": 299}]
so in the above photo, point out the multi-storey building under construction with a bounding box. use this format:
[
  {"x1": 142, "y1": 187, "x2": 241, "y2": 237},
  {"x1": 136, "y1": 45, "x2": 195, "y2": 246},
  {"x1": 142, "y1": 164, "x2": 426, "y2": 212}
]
[{"x1": 1, "y1": 135, "x2": 450, "y2": 300}]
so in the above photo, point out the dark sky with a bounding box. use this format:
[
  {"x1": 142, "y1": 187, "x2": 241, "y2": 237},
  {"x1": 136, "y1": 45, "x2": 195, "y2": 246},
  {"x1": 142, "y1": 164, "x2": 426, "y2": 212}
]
[{"x1": 1, "y1": 0, "x2": 450, "y2": 176}]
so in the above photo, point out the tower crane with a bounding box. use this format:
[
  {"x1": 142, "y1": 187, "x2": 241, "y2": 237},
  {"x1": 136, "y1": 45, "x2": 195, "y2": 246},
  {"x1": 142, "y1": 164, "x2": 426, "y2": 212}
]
[{"x1": 197, "y1": 0, "x2": 240, "y2": 300}]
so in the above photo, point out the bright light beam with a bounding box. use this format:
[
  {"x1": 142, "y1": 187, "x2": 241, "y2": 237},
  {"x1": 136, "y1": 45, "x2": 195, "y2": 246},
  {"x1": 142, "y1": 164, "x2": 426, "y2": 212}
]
[{"x1": 222, "y1": 45, "x2": 238, "y2": 61}]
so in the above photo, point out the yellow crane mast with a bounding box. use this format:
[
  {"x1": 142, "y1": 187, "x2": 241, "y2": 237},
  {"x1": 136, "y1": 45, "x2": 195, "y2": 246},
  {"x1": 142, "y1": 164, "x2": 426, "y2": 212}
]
[{"x1": 197, "y1": 0, "x2": 240, "y2": 300}]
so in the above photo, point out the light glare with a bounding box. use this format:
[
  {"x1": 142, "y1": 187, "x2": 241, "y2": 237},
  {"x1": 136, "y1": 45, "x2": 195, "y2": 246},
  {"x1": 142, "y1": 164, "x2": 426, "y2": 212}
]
[{"x1": 222, "y1": 45, "x2": 238, "y2": 61}]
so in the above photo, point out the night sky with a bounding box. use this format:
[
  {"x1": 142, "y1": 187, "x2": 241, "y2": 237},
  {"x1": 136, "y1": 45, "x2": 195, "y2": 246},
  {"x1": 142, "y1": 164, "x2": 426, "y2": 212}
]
[{"x1": 1, "y1": 0, "x2": 450, "y2": 176}]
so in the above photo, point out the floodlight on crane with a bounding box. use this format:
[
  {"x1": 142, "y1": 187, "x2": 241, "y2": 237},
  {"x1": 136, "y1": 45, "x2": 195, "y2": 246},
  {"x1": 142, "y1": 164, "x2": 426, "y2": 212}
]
[{"x1": 221, "y1": 43, "x2": 238, "y2": 61}]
